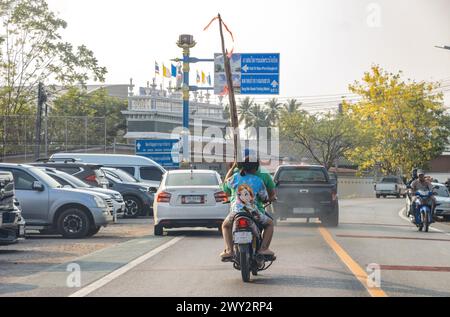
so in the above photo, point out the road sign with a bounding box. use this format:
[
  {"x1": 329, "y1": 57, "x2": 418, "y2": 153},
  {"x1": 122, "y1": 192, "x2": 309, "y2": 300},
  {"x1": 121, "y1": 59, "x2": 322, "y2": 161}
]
[
  {"x1": 136, "y1": 139, "x2": 180, "y2": 168},
  {"x1": 214, "y1": 53, "x2": 280, "y2": 95}
]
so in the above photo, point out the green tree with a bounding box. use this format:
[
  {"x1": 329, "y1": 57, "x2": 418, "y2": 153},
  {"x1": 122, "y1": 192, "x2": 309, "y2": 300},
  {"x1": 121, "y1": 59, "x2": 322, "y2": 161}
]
[
  {"x1": 265, "y1": 98, "x2": 282, "y2": 126},
  {"x1": 283, "y1": 99, "x2": 302, "y2": 114},
  {"x1": 52, "y1": 87, "x2": 127, "y2": 144},
  {"x1": 0, "y1": 0, "x2": 107, "y2": 116},
  {"x1": 238, "y1": 97, "x2": 254, "y2": 128},
  {"x1": 343, "y1": 65, "x2": 450, "y2": 175},
  {"x1": 280, "y1": 111, "x2": 356, "y2": 170}
]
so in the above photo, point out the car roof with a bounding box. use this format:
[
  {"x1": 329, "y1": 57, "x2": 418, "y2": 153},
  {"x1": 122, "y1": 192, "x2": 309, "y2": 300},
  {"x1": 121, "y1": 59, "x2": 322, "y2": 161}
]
[
  {"x1": 277, "y1": 164, "x2": 325, "y2": 169},
  {"x1": 166, "y1": 169, "x2": 219, "y2": 175},
  {"x1": 0, "y1": 163, "x2": 35, "y2": 169},
  {"x1": 51, "y1": 153, "x2": 164, "y2": 168},
  {"x1": 31, "y1": 162, "x2": 103, "y2": 169}
]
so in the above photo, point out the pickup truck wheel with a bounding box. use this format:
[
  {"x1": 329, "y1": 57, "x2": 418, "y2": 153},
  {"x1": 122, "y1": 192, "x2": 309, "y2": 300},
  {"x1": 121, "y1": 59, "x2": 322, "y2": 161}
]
[
  {"x1": 123, "y1": 196, "x2": 142, "y2": 218},
  {"x1": 154, "y1": 224, "x2": 164, "y2": 236},
  {"x1": 376, "y1": 194, "x2": 381, "y2": 199},
  {"x1": 322, "y1": 206, "x2": 339, "y2": 227},
  {"x1": 57, "y1": 208, "x2": 90, "y2": 239}
]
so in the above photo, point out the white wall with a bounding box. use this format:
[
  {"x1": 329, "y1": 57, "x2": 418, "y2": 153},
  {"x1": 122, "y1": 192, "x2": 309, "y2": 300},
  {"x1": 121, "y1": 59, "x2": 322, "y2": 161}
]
[{"x1": 338, "y1": 177, "x2": 375, "y2": 199}]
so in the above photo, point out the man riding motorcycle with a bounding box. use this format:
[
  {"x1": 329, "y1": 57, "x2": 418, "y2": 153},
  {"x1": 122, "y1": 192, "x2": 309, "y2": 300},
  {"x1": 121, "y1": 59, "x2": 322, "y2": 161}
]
[
  {"x1": 410, "y1": 170, "x2": 436, "y2": 223},
  {"x1": 220, "y1": 154, "x2": 276, "y2": 260}
]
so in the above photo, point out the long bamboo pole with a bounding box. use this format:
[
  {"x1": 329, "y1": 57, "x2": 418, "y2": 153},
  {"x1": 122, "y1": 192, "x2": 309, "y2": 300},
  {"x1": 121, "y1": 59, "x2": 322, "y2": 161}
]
[{"x1": 218, "y1": 14, "x2": 241, "y2": 163}]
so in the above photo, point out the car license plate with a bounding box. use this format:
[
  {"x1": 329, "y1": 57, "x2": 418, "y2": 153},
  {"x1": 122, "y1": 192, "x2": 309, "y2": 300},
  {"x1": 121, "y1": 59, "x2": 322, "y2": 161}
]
[
  {"x1": 293, "y1": 207, "x2": 315, "y2": 214},
  {"x1": 182, "y1": 195, "x2": 204, "y2": 204},
  {"x1": 234, "y1": 231, "x2": 253, "y2": 244}
]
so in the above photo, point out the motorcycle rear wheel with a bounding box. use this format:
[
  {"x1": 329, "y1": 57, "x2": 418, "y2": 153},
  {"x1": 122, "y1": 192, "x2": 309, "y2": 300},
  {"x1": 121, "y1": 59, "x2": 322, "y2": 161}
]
[{"x1": 239, "y1": 245, "x2": 251, "y2": 283}]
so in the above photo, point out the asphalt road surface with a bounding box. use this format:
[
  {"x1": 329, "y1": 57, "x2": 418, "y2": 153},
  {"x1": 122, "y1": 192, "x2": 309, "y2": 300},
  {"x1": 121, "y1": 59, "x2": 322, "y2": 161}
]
[{"x1": 3, "y1": 198, "x2": 450, "y2": 297}]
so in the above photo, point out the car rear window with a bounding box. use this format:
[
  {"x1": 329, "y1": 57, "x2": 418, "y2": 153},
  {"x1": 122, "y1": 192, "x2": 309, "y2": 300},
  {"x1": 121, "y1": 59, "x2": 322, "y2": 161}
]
[
  {"x1": 116, "y1": 167, "x2": 135, "y2": 176},
  {"x1": 277, "y1": 169, "x2": 328, "y2": 183},
  {"x1": 58, "y1": 167, "x2": 81, "y2": 175},
  {"x1": 381, "y1": 177, "x2": 399, "y2": 183},
  {"x1": 166, "y1": 173, "x2": 219, "y2": 186},
  {"x1": 140, "y1": 166, "x2": 164, "y2": 182}
]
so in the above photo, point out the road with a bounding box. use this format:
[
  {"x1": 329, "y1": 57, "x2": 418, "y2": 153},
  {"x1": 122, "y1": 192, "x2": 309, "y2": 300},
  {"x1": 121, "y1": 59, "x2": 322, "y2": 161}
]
[{"x1": 3, "y1": 198, "x2": 450, "y2": 297}]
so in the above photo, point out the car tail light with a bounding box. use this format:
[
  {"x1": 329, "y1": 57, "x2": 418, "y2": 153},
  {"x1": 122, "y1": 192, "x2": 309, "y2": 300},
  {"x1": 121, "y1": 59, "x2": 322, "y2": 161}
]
[
  {"x1": 237, "y1": 218, "x2": 250, "y2": 229},
  {"x1": 157, "y1": 192, "x2": 171, "y2": 203},
  {"x1": 85, "y1": 175, "x2": 97, "y2": 183},
  {"x1": 214, "y1": 191, "x2": 228, "y2": 203},
  {"x1": 332, "y1": 191, "x2": 338, "y2": 201}
]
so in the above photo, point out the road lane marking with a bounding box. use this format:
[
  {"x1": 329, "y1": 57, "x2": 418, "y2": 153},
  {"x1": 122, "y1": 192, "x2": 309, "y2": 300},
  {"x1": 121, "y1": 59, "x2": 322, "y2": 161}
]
[
  {"x1": 379, "y1": 265, "x2": 450, "y2": 272},
  {"x1": 69, "y1": 237, "x2": 184, "y2": 297},
  {"x1": 318, "y1": 227, "x2": 388, "y2": 297},
  {"x1": 336, "y1": 234, "x2": 450, "y2": 242}
]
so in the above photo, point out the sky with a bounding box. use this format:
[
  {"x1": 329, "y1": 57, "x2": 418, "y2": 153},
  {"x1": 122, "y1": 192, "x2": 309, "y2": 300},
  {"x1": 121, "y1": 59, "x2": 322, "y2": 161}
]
[{"x1": 46, "y1": 0, "x2": 450, "y2": 106}]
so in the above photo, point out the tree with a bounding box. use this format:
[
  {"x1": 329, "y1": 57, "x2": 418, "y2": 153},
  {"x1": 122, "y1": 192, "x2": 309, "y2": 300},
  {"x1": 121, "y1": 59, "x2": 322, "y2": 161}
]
[
  {"x1": 0, "y1": 0, "x2": 107, "y2": 116},
  {"x1": 51, "y1": 87, "x2": 127, "y2": 144},
  {"x1": 237, "y1": 97, "x2": 254, "y2": 128},
  {"x1": 265, "y1": 98, "x2": 282, "y2": 126},
  {"x1": 343, "y1": 65, "x2": 450, "y2": 175},
  {"x1": 280, "y1": 111, "x2": 357, "y2": 170},
  {"x1": 283, "y1": 98, "x2": 302, "y2": 114}
]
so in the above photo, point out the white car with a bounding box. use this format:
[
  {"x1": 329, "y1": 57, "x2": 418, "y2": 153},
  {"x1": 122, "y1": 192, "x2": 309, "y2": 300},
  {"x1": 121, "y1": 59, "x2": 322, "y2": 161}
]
[
  {"x1": 432, "y1": 183, "x2": 450, "y2": 221},
  {"x1": 153, "y1": 170, "x2": 229, "y2": 236}
]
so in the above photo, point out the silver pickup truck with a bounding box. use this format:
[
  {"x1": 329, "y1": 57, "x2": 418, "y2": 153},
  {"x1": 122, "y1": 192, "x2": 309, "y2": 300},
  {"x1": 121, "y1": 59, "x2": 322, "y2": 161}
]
[
  {"x1": 375, "y1": 176, "x2": 407, "y2": 198},
  {"x1": 0, "y1": 164, "x2": 114, "y2": 239}
]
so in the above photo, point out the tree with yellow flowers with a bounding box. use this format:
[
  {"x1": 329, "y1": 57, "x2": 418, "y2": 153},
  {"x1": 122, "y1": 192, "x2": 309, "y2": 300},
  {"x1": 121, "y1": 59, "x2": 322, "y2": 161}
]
[{"x1": 343, "y1": 66, "x2": 450, "y2": 176}]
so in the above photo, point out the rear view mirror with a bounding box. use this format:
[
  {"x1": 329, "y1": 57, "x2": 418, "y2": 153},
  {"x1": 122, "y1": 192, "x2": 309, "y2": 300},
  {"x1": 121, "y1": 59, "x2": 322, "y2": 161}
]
[{"x1": 32, "y1": 181, "x2": 45, "y2": 192}]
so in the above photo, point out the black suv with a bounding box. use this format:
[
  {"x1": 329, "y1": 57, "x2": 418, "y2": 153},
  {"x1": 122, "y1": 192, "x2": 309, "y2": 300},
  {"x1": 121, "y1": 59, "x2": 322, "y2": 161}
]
[
  {"x1": 0, "y1": 172, "x2": 26, "y2": 245},
  {"x1": 31, "y1": 159, "x2": 108, "y2": 188}
]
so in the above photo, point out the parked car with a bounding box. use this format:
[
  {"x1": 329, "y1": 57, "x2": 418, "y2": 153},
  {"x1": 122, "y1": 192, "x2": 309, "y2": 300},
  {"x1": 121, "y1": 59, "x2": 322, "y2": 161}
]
[
  {"x1": 0, "y1": 172, "x2": 26, "y2": 245},
  {"x1": 103, "y1": 168, "x2": 155, "y2": 218},
  {"x1": 0, "y1": 164, "x2": 114, "y2": 238},
  {"x1": 153, "y1": 170, "x2": 229, "y2": 236},
  {"x1": 50, "y1": 153, "x2": 166, "y2": 188},
  {"x1": 273, "y1": 165, "x2": 339, "y2": 227},
  {"x1": 38, "y1": 167, "x2": 126, "y2": 219},
  {"x1": 31, "y1": 160, "x2": 109, "y2": 188},
  {"x1": 375, "y1": 176, "x2": 407, "y2": 198}
]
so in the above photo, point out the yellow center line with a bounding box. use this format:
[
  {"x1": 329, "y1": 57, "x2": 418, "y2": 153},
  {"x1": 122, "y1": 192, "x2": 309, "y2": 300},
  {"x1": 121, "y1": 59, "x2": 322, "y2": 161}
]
[{"x1": 318, "y1": 226, "x2": 388, "y2": 297}]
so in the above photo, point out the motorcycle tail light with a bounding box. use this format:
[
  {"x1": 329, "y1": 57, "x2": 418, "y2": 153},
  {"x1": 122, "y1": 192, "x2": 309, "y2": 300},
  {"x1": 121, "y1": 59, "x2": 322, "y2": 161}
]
[
  {"x1": 157, "y1": 192, "x2": 171, "y2": 203},
  {"x1": 237, "y1": 218, "x2": 250, "y2": 229}
]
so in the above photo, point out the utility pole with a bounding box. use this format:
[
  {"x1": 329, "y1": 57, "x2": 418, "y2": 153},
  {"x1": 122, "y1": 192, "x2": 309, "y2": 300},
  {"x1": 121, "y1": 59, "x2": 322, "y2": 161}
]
[{"x1": 34, "y1": 82, "x2": 47, "y2": 160}]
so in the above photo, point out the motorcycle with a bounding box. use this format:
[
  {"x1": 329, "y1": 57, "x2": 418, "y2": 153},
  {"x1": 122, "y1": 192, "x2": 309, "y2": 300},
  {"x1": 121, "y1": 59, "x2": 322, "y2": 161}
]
[
  {"x1": 223, "y1": 204, "x2": 276, "y2": 283},
  {"x1": 412, "y1": 190, "x2": 435, "y2": 232}
]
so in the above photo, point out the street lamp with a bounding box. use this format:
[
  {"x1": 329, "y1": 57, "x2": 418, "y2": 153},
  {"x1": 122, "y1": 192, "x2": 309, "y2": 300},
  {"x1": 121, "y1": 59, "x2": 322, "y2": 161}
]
[{"x1": 176, "y1": 34, "x2": 197, "y2": 164}]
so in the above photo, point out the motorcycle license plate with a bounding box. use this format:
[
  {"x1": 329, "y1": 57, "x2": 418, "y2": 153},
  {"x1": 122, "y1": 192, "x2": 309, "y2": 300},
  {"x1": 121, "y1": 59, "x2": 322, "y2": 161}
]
[{"x1": 234, "y1": 231, "x2": 253, "y2": 244}]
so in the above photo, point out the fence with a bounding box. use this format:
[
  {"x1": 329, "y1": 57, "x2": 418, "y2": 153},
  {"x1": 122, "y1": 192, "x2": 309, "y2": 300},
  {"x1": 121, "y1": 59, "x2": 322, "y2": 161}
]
[{"x1": 0, "y1": 115, "x2": 109, "y2": 163}]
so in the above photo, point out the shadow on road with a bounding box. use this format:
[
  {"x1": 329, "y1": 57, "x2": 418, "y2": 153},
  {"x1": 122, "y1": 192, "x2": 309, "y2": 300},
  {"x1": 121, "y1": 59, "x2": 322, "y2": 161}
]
[{"x1": 0, "y1": 283, "x2": 38, "y2": 296}]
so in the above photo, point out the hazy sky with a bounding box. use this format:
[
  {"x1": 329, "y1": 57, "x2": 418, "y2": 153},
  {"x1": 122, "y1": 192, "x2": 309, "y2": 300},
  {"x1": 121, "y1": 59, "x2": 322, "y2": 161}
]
[{"x1": 46, "y1": 0, "x2": 450, "y2": 105}]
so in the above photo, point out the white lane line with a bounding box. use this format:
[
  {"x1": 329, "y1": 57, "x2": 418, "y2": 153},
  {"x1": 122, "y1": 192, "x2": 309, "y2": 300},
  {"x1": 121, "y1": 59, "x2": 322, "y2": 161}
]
[
  {"x1": 69, "y1": 237, "x2": 184, "y2": 297},
  {"x1": 398, "y1": 208, "x2": 449, "y2": 235}
]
